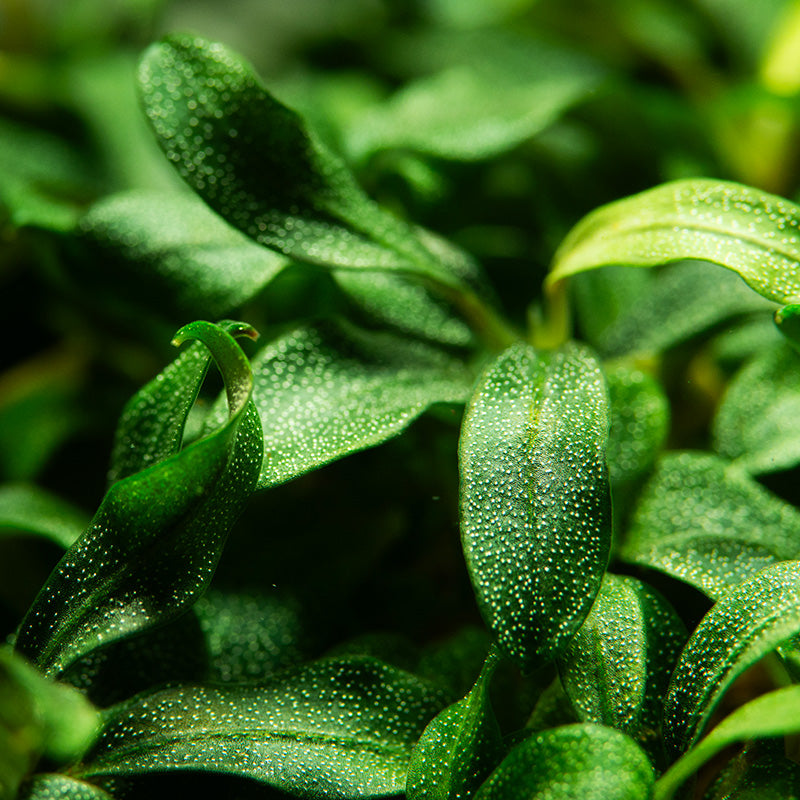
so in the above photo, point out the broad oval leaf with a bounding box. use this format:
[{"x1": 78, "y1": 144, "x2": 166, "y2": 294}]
[
  {"x1": 620, "y1": 452, "x2": 800, "y2": 599},
  {"x1": 14, "y1": 322, "x2": 262, "y2": 676},
  {"x1": 713, "y1": 340, "x2": 800, "y2": 474},
  {"x1": 474, "y1": 724, "x2": 654, "y2": 800},
  {"x1": 207, "y1": 321, "x2": 473, "y2": 490},
  {"x1": 406, "y1": 649, "x2": 504, "y2": 800},
  {"x1": 19, "y1": 775, "x2": 113, "y2": 800},
  {"x1": 663, "y1": 561, "x2": 800, "y2": 755},
  {"x1": 459, "y1": 342, "x2": 612, "y2": 671},
  {"x1": 549, "y1": 178, "x2": 800, "y2": 305},
  {"x1": 80, "y1": 656, "x2": 449, "y2": 800},
  {"x1": 0, "y1": 485, "x2": 88, "y2": 549},
  {"x1": 656, "y1": 685, "x2": 800, "y2": 800},
  {"x1": 79, "y1": 191, "x2": 288, "y2": 321},
  {"x1": 557, "y1": 574, "x2": 686, "y2": 764}
]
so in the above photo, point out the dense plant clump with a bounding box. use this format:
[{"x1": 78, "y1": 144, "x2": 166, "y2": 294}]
[{"x1": 6, "y1": 2, "x2": 800, "y2": 799}]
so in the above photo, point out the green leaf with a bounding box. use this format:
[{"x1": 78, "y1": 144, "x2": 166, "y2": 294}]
[
  {"x1": 620, "y1": 452, "x2": 800, "y2": 599},
  {"x1": 606, "y1": 365, "x2": 669, "y2": 484},
  {"x1": 80, "y1": 656, "x2": 449, "y2": 800},
  {"x1": 0, "y1": 647, "x2": 98, "y2": 774},
  {"x1": 0, "y1": 485, "x2": 88, "y2": 549},
  {"x1": 406, "y1": 649, "x2": 504, "y2": 800},
  {"x1": 713, "y1": 341, "x2": 800, "y2": 474},
  {"x1": 459, "y1": 342, "x2": 612, "y2": 671},
  {"x1": 474, "y1": 724, "x2": 654, "y2": 800},
  {"x1": 207, "y1": 321, "x2": 472, "y2": 490},
  {"x1": 14, "y1": 321, "x2": 262, "y2": 676},
  {"x1": 557, "y1": 574, "x2": 686, "y2": 764},
  {"x1": 656, "y1": 685, "x2": 800, "y2": 799},
  {"x1": 19, "y1": 774, "x2": 112, "y2": 800},
  {"x1": 549, "y1": 179, "x2": 800, "y2": 305},
  {"x1": 347, "y1": 62, "x2": 601, "y2": 163},
  {"x1": 703, "y1": 742, "x2": 800, "y2": 800},
  {"x1": 138, "y1": 35, "x2": 464, "y2": 290},
  {"x1": 79, "y1": 191, "x2": 288, "y2": 321},
  {"x1": 663, "y1": 561, "x2": 800, "y2": 755}
]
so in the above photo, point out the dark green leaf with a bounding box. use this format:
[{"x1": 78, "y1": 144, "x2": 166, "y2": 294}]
[
  {"x1": 207, "y1": 321, "x2": 472, "y2": 490},
  {"x1": 713, "y1": 340, "x2": 800, "y2": 474},
  {"x1": 656, "y1": 685, "x2": 800, "y2": 799},
  {"x1": 474, "y1": 724, "x2": 654, "y2": 800},
  {"x1": 0, "y1": 485, "x2": 88, "y2": 549},
  {"x1": 557, "y1": 574, "x2": 686, "y2": 764},
  {"x1": 14, "y1": 321, "x2": 262, "y2": 676},
  {"x1": 549, "y1": 179, "x2": 800, "y2": 305},
  {"x1": 406, "y1": 649, "x2": 504, "y2": 800},
  {"x1": 620, "y1": 452, "x2": 800, "y2": 598},
  {"x1": 525, "y1": 676, "x2": 579, "y2": 732},
  {"x1": 663, "y1": 561, "x2": 800, "y2": 755},
  {"x1": 80, "y1": 656, "x2": 449, "y2": 800},
  {"x1": 606, "y1": 365, "x2": 669, "y2": 484},
  {"x1": 19, "y1": 774, "x2": 113, "y2": 800},
  {"x1": 79, "y1": 191, "x2": 288, "y2": 321},
  {"x1": 703, "y1": 742, "x2": 800, "y2": 800},
  {"x1": 459, "y1": 342, "x2": 612, "y2": 671}
]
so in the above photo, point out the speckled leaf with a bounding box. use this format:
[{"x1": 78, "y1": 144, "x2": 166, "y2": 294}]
[
  {"x1": 549, "y1": 179, "x2": 800, "y2": 305},
  {"x1": 406, "y1": 648, "x2": 504, "y2": 800},
  {"x1": 108, "y1": 319, "x2": 254, "y2": 484},
  {"x1": 19, "y1": 775, "x2": 112, "y2": 800},
  {"x1": 459, "y1": 342, "x2": 612, "y2": 671},
  {"x1": 620, "y1": 452, "x2": 800, "y2": 599},
  {"x1": 606, "y1": 365, "x2": 669, "y2": 484},
  {"x1": 14, "y1": 322, "x2": 263, "y2": 676},
  {"x1": 474, "y1": 724, "x2": 654, "y2": 800},
  {"x1": 80, "y1": 656, "x2": 449, "y2": 799},
  {"x1": 347, "y1": 63, "x2": 600, "y2": 162},
  {"x1": 656, "y1": 685, "x2": 800, "y2": 799},
  {"x1": 703, "y1": 742, "x2": 800, "y2": 800},
  {"x1": 137, "y1": 35, "x2": 468, "y2": 292},
  {"x1": 713, "y1": 341, "x2": 800, "y2": 474},
  {"x1": 663, "y1": 561, "x2": 800, "y2": 755},
  {"x1": 79, "y1": 191, "x2": 288, "y2": 320},
  {"x1": 0, "y1": 485, "x2": 88, "y2": 549},
  {"x1": 206, "y1": 321, "x2": 472, "y2": 490},
  {"x1": 557, "y1": 574, "x2": 686, "y2": 764}
]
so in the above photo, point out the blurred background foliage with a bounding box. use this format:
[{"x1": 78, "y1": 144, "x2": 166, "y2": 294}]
[{"x1": 3, "y1": 0, "x2": 800, "y2": 668}]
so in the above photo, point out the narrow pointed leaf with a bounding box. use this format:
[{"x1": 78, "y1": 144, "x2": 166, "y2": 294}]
[
  {"x1": 713, "y1": 341, "x2": 800, "y2": 474},
  {"x1": 14, "y1": 322, "x2": 262, "y2": 676},
  {"x1": 459, "y1": 342, "x2": 612, "y2": 671},
  {"x1": 656, "y1": 685, "x2": 800, "y2": 800},
  {"x1": 0, "y1": 485, "x2": 88, "y2": 549},
  {"x1": 79, "y1": 191, "x2": 288, "y2": 320},
  {"x1": 620, "y1": 452, "x2": 800, "y2": 598},
  {"x1": 549, "y1": 179, "x2": 800, "y2": 305},
  {"x1": 663, "y1": 561, "x2": 800, "y2": 755},
  {"x1": 20, "y1": 775, "x2": 113, "y2": 800},
  {"x1": 207, "y1": 322, "x2": 472, "y2": 489},
  {"x1": 406, "y1": 649, "x2": 504, "y2": 800},
  {"x1": 474, "y1": 724, "x2": 654, "y2": 800},
  {"x1": 557, "y1": 574, "x2": 686, "y2": 763},
  {"x1": 137, "y1": 35, "x2": 466, "y2": 291},
  {"x1": 80, "y1": 656, "x2": 449, "y2": 800}
]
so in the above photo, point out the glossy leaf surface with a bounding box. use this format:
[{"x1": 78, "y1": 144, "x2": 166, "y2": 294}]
[
  {"x1": 81, "y1": 657, "x2": 448, "y2": 799},
  {"x1": 406, "y1": 649, "x2": 503, "y2": 800},
  {"x1": 474, "y1": 724, "x2": 653, "y2": 800},
  {"x1": 550, "y1": 179, "x2": 800, "y2": 304},
  {"x1": 0, "y1": 485, "x2": 88, "y2": 549},
  {"x1": 663, "y1": 561, "x2": 800, "y2": 754},
  {"x1": 208, "y1": 322, "x2": 472, "y2": 489},
  {"x1": 459, "y1": 342, "x2": 612, "y2": 671},
  {"x1": 80, "y1": 191, "x2": 288, "y2": 320},
  {"x1": 14, "y1": 322, "x2": 262, "y2": 676},
  {"x1": 713, "y1": 341, "x2": 800, "y2": 473},
  {"x1": 656, "y1": 685, "x2": 800, "y2": 799},
  {"x1": 620, "y1": 452, "x2": 800, "y2": 598},
  {"x1": 557, "y1": 574, "x2": 685, "y2": 761},
  {"x1": 19, "y1": 775, "x2": 112, "y2": 800}
]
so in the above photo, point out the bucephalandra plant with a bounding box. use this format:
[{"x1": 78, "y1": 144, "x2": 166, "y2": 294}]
[{"x1": 7, "y1": 3, "x2": 800, "y2": 799}]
